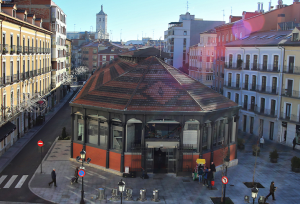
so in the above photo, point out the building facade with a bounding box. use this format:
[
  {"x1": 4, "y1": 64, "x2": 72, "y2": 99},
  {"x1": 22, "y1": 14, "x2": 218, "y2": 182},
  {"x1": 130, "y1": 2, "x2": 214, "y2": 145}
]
[
  {"x1": 164, "y1": 12, "x2": 224, "y2": 69},
  {"x1": 189, "y1": 30, "x2": 216, "y2": 88},
  {"x1": 0, "y1": 2, "x2": 52, "y2": 156},
  {"x1": 66, "y1": 38, "x2": 72, "y2": 74}
]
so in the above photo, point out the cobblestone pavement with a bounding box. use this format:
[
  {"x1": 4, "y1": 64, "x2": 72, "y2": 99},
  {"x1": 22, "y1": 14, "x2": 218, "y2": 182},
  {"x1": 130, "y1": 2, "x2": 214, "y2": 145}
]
[{"x1": 28, "y1": 132, "x2": 300, "y2": 204}]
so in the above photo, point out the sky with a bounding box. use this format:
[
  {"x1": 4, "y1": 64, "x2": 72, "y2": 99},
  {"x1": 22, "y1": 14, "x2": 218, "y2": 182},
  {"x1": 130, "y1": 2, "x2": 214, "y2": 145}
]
[{"x1": 54, "y1": 0, "x2": 295, "y2": 42}]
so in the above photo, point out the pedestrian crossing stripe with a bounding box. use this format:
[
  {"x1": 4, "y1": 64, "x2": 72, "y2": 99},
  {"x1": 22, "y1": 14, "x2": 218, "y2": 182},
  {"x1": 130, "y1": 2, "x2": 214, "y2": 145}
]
[{"x1": 0, "y1": 175, "x2": 28, "y2": 188}]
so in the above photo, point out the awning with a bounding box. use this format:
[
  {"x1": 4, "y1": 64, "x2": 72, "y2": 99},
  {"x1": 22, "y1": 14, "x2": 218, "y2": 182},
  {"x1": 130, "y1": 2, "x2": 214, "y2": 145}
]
[{"x1": 0, "y1": 121, "x2": 16, "y2": 142}]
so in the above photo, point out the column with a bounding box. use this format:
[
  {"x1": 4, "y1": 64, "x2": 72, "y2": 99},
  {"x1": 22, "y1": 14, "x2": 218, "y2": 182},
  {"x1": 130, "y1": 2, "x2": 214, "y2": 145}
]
[
  {"x1": 83, "y1": 108, "x2": 87, "y2": 150},
  {"x1": 199, "y1": 124, "x2": 204, "y2": 158},
  {"x1": 210, "y1": 122, "x2": 215, "y2": 162},
  {"x1": 106, "y1": 112, "x2": 111, "y2": 169},
  {"x1": 120, "y1": 121, "x2": 126, "y2": 173}
]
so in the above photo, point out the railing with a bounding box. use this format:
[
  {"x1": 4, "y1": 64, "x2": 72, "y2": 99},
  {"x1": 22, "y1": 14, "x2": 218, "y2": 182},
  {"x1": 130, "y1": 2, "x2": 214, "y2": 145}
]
[
  {"x1": 17, "y1": 46, "x2": 22, "y2": 54},
  {"x1": 0, "y1": 77, "x2": 3, "y2": 86},
  {"x1": 241, "y1": 103, "x2": 248, "y2": 110},
  {"x1": 256, "y1": 85, "x2": 278, "y2": 95},
  {"x1": 23, "y1": 46, "x2": 28, "y2": 54},
  {"x1": 33, "y1": 47, "x2": 36, "y2": 54},
  {"x1": 41, "y1": 68, "x2": 44, "y2": 74},
  {"x1": 34, "y1": 70, "x2": 37, "y2": 76},
  {"x1": 29, "y1": 71, "x2": 33, "y2": 77},
  {"x1": 242, "y1": 83, "x2": 249, "y2": 90},
  {"x1": 37, "y1": 69, "x2": 41, "y2": 75},
  {"x1": 283, "y1": 65, "x2": 300, "y2": 75},
  {"x1": 257, "y1": 64, "x2": 280, "y2": 72},
  {"x1": 249, "y1": 84, "x2": 257, "y2": 91},
  {"x1": 5, "y1": 76, "x2": 12, "y2": 84},
  {"x1": 280, "y1": 112, "x2": 300, "y2": 123},
  {"x1": 20, "y1": 73, "x2": 24, "y2": 81},
  {"x1": 2, "y1": 44, "x2": 8, "y2": 54},
  {"x1": 224, "y1": 81, "x2": 241, "y2": 89},
  {"x1": 29, "y1": 47, "x2": 33, "y2": 54},
  {"x1": 224, "y1": 62, "x2": 242, "y2": 70},
  {"x1": 281, "y1": 89, "x2": 300, "y2": 98},
  {"x1": 254, "y1": 107, "x2": 277, "y2": 118},
  {"x1": 10, "y1": 45, "x2": 16, "y2": 54},
  {"x1": 25, "y1": 72, "x2": 29, "y2": 79},
  {"x1": 36, "y1": 47, "x2": 40, "y2": 54},
  {"x1": 13, "y1": 74, "x2": 18, "y2": 82}
]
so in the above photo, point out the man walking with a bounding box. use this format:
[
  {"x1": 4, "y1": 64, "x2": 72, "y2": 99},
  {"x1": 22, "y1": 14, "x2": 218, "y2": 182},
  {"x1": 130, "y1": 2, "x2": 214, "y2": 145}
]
[
  {"x1": 293, "y1": 137, "x2": 297, "y2": 150},
  {"x1": 48, "y1": 168, "x2": 57, "y2": 187},
  {"x1": 265, "y1": 181, "x2": 276, "y2": 201},
  {"x1": 74, "y1": 167, "x2": 79, "y2": 183},
  {"x1": 260, "y1": 136, "x2": 264, "y2": 148},
  {"x1": 198, "y1": 164, "x2": 203, "y2": 183},
  {"x1": 210, "y1": 162, "x2": 216, "y2": 179}
]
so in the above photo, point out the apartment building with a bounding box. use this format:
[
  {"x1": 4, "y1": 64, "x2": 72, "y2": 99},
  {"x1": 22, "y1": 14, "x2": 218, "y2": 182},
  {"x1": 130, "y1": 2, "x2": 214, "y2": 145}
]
[
  {"x1": 164, "y1": 12, "x2": 224, "y2": 68},
  {"x1": 0, "y1": 2, "x2": 52, "y2": 155},
  {"x1": 189, "y1": 29, "x2": 216, "y2": 88},
  {"x1": 66, "y1": 38, "x2": 72, "y2": 74}
]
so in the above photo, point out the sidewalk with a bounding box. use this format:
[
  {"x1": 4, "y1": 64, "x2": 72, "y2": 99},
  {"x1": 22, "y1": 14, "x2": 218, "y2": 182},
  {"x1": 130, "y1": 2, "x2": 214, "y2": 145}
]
[
  {"x1": 0, "y1": 89, "x2": 77, "y2": 174},
  {"x1": 28, "y1": 132, "x2": 300, "y2": 204}
]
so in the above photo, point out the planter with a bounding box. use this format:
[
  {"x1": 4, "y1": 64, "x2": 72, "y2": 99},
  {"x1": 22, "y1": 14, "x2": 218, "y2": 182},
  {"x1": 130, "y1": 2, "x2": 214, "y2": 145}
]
[
  {"x1": 253, "y1": 151, "x2": 260, "y2": 156},
  {"x1": 292, "y1": 167, "x2": 300, "y2": 173},
  {"x1": 270, "y1": 158, "x2": 277, "y2": 163}
]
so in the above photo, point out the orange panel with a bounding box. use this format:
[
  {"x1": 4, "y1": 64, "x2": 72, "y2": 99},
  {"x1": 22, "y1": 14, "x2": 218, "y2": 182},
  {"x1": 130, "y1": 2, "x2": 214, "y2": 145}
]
[
  {"x1": 73, "y1": 143, "x2": 83, "y2": 158},
  {"x1": 109, "y1": 152, "x2": 121, "y2": 171},
  {"x1": 86, "y1": 146, "x2": 106, "y2": 167}
]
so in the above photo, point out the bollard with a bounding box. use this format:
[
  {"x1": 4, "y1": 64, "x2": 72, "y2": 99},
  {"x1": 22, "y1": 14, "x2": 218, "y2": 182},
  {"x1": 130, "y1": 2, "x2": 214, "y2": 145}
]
[
  {"x1": 151, "y1": 189, "x2": 160, "y2": 202},
  {"x1": 137, "y1": 188, "x2": 147, "y2": 201},
  {"x1": 258, "y1": 196, "x2": 265, "y2": 204},
  {"x1": 96, "y1": 188, "x2": 105, "y2": 200},
  {"x1": 125, "y1": 187, "x2": 134, "y2": 201},
  {"x1": 110, "y1": 187, "x2": 120, "y2": 201}
]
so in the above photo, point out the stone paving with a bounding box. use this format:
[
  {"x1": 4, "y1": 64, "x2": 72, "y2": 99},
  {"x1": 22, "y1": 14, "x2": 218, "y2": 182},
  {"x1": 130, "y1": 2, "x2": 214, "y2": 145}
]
[{"x1": 28, "y1": 132, "x2": 300, "y2": 204}]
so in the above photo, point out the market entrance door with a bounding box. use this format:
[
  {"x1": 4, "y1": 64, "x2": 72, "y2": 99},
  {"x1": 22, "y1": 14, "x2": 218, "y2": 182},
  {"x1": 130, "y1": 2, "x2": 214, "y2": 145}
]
[{"x1": 154, "y1": 148, "x2": 167, "y2": 173}]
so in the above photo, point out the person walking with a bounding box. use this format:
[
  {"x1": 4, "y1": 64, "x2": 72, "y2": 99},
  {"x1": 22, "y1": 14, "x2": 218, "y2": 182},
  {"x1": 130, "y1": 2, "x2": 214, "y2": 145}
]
[
  {"x1": 293, "y1": 137, "x2": 297, "y2": 150},
  {"x1": 198, "y1": 165, "x2": 204, "y2": 183},
  {"x1": 210, "y1": 162, "x2": 216, "y2": 179},
  {"x1": 265, "y1": 181, "x2": 276, "y2": 201},
  {"x1": 48, "y1": 168, "x2": 57, "y2": 187},
  {"x1": 260, "y1": 136, "x2": 264, "y2": 148},
  {"x1": 207, "y1": 169, "x2": 213, "y2": 188},
  {"x1": 74, "y1": 167, "x2": 79, "y2": 183}
]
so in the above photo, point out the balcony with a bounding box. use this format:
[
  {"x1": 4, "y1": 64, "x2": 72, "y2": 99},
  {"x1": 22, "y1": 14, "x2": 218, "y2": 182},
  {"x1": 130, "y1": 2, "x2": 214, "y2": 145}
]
[
  {"x1": 23, "y1": 46, "x2": 28, "y2": 54},
  {"x1": 13, "y1": 74, "x2": 18, "y2": 82},
  {"x1": 29, "y1": 71, "x2": 33, "y2": 78},
  {"x1": 33, "y1": 47, "x2": 36, "y2": 54},
  {"x1": 241, "y1": 103, "x2": 248, "y2": 110},
  {"x1": 20, "y1": 73, "x2": 24, "y2": 81},
  {"x1": 34, "y1": 70, "x2": 37, "y2": 76},
  {"x1": 224, "y1": 81, "x2": 241, "y2": 89},
  {"x1": 257, "y1": 64, "x2": 280, "y2": 73},
  {"x1": 224, "y1": 62, "x2": 242, "y2": 70},
  {"x1": 36, "y1": 47, "x2": 40, "y2": 54},
  {"x1": 242, "y1": 83, "x2": 249, "y2": 90},
  {"x1": 5, "y1": 76, "x2": 12, "y2": 84},
  {"x1": 254, "y1": 107, "x2": 277, "y2": 118},
  {"x1": 41, "y1": 68, "x2": 44, "y2": 74},
  {"x1": 280, "y1": 112, "x2": 300, "y2": 123},
  {"x1": 29, "y1": 47, "x2": 33, "y2": 54},
  {"x1": 17, "y1": 46, "x2": 22, "y2": 54},
  {"x1": 2, "y1": 44, "x2": 8, "y2": 54},
  {"x1": 0, "y1": 77, "x2": 3, "y2": 86},
  {"x1": 10, "y1": 45, "x2": 16, "y2": 54},
  {"x1": 283, "y1": 65, "x2": 300, "y2": 75},
  {"x1": 37, "y1": 69, "x2": 41, "y2": 75},
  {"x1": 256, "y1": 85, "x2": 278, "y2": 95},
  {"x1": 281, "y1": 89, "x2": 300, "y2": 98},
  {"x1": 23, "y1": 72, "x2": 29, "y2": 80}
]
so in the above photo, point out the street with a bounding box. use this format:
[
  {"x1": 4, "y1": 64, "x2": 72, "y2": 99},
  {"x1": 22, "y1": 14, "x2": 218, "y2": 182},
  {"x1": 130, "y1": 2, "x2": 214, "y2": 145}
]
[{"x1": 0, "y1": 93, "x2": 75, "y2": 203}]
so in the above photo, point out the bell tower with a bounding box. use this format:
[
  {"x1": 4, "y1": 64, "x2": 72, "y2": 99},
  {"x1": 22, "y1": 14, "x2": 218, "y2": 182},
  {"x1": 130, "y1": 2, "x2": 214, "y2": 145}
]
[{"x1": 96, "y1": 5, "x2": 107, "y2": 39}]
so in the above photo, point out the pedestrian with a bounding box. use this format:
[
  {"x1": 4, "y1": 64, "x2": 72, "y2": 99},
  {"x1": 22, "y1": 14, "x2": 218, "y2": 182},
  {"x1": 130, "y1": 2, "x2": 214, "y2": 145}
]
[
  {"x1": 48, "y1": 168, "x2": 57, "y2": 187},
  {"x1": 203, "y1": 167, "x2": 209, "y2": 186},
  {"x1": 265, "y1": 181, "x2": 276, "y2": 202},
  {"x1": 210, "y1": 162, "x2": 216, "y2": 179},
  {"x1": 293, "y1": 137, "x2": 297, "y2": 150},
  {"x1": 260, "y1": 136, "x2": 264, "y2": 148},
  {"x1": 74, "y1": 167, "x2": 79, "y2": 183},
  {"x1": 198, "y1": 165, "x2": 204, "y2": 183},
  {"x1": 207, "y1": 169, "x2": 213, "y2": 188}
]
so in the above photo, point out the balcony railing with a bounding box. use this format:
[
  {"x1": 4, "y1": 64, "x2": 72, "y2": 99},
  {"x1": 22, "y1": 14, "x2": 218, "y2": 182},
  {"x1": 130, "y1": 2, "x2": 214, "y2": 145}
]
[
  {"x1": 20, "y1": 73, "x2": 24, "y2": 81},
  {"x1": 29, "y1": 47, "x2": 33, "y2": 54},
  {"x1": 23, "y1": 46, "x2": 28, "y2": 54},
  {"x1": 17, "y1": 46, "x2": 22, "y2": 54},
  {"x1": 34, "y1": 70, "x2": 37, "y2": 76},
  {"x1": 241, "y1": 103, "x2": 248, "y2": 110},
  {"x1": 33, "y1": 47, "x2": 36, "y2": 54},
  {"x1": 256, "y1": 85, "x2": 278, "y2": 95},
  {"x1": 254, "y1": 107, "x2": 277, "y2": 118},
  {"x1": 257, "y1": 64, "x2": 280, "y2": 72},
  {"x1": 224, "y1": 81, "x2": 241, "y2": 89},
  {"x1": 36, "y1": 47, "x2": 40, "y2": 54},
  {"x1": 0, "y1": 77, "x2": 2, "y2": 86},
  {"x1": 10, "y1": 45, "x2": 16, "y2": 54},
  {"x1": 24, "y1": 72, "x2": 29, "y2": 79},
  {"x1": 2, "y1": 44, "x2": 8, "y2": 54},
  {"x1": 224, "y1": 62, "x2": 242, "y2": 70},
  {"x1": 280, "y1": 112, "x2": 300, "y2": 123},
  {"x1": 5, "y1": 75, "x2": 12, "y2": 84},
  {"x1": 281, "y1": 89, "x2": 300, "y2": 98},
  {"x1": 41, "y1": 68, "x2": 44, "y2": 74},
  {"x1": 29, "y1": 71, "x2": 33, "y2": 77},
  {"x1": 283, "y1": 65, "x2": 300, "y2": 75},
  {"x1": 13, "y1": 74, "x2": 18, "y2": 82},
  {"x1": 242, "y1": 83, "x2": 249, "y2": 90},
  {"x1": 37, "y1": 69, "x2": 41, "y2": 75}
]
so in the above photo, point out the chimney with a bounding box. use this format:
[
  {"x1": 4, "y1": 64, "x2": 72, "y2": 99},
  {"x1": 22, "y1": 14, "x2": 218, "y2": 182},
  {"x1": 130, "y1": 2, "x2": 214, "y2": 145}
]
[
  {"x1": 257, "y1": 2, "x2": 261, "y2": 12},
  {"x1": 261, "y1": 2, "x2": 264, "y2": 12},
  {"x1": 277, "y1": 14, "x2": 285, "y2": 30}
]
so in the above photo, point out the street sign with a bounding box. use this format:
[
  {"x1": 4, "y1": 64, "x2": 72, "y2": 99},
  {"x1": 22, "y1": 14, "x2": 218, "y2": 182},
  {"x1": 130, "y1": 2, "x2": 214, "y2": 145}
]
[
  {"x1": 222, "y1": 176, "x2": 228, "y2": 184},
  {"x1": 78, "y1": 169, "x2": 85, "y2": 177},
  {"x1": 37, "y1": 140, "x2": 44, "y2": 147}
]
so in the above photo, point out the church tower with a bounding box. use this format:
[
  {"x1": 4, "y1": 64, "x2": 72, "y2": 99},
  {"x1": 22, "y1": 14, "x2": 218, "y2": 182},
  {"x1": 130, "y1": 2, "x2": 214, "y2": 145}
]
[{"x1": 96, "y1": 5, "x2": 108, "y2": 39}]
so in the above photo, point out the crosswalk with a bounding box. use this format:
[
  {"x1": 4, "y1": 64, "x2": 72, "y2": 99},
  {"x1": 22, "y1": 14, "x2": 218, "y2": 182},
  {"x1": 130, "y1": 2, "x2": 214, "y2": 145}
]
[{"x1": 0, "y1": 175, "x2": 28, "y2": 189}]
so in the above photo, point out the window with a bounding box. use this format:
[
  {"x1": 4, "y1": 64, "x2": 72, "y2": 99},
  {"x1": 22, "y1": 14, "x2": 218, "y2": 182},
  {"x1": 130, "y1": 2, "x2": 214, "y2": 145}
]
[
  {"x1": 253, "y1": 55, "x2": 258, "y2": 70},
  {"x1": 235, "y1": 93, "x2": 239, "y2": 104},
  {"x1": 273, "y1": 55, "x2": 279, "y2": 71},
  {"x1": 263, "y1": 55, "x2": 268, "y2": 70},
  {"x1": 227, "y1": 92, "x2": 231, "y2": 99},
  {"x1": 236, "y1": 74, "x2": 240, "y2": 88},
  {"x1": 226, "y1": 34, "x2": 228, "y2": 42},
  {"x1": 229, "y1": 54, "x2": 233, "y2": 67},
  {"x1": 286, "y1": 103, "x2": 291, "y2": 119},
  {"x1": 228, "y1": 73, "x2": 232, "y2": 86},
  {"x1": 112, "y1": 125, "x2": 123, "y2": 150},
  {"x1": 245, "y1": 55, "x2": 250, "y2": 69},
  {"x1": 88, "y1": 119, "x2": 98, "y2": 145},
  {"x1": 183, "y1": 31, "x2": 187, "y2": 36},
  {"x1": 292, "y1": 33, "x2": 299, "y2": 41},
  {"x1": 244, "y1": 75, "x2": 249, "y2": 89}
]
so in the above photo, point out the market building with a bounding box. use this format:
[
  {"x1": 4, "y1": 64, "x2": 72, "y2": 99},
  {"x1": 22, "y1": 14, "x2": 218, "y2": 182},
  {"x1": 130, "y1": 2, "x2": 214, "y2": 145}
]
[{"x1": 69, "y1": 48, "x2": 240, "y2": 174}]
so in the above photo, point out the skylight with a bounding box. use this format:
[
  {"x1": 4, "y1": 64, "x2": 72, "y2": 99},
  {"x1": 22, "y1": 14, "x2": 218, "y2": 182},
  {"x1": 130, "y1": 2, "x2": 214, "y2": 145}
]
[
  {"x1": 275, "y1": 35, "x2": 286, "y2": 39},
  {"x1": 249, "y1": 36, "x2": 258, "y2": 39},
  {"x1": 285, "y1": 35, "x2": 292, "y2": 39},
  {"x1": 266, "y1": 35, "x2": 276, "y2": 39},
  {"x1": 259, "y1": 35, "x2": 268, "y2": 39}
]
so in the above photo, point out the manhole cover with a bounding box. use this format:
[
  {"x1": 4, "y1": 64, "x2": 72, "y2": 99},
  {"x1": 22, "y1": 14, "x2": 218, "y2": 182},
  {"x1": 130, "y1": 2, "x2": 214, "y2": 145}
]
[{"x1": 182, "y1": 179, "x2": 190, "y2": 182}]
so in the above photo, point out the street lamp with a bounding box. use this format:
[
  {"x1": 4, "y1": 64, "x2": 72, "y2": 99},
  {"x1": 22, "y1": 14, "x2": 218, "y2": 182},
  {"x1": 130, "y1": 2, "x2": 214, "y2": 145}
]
[
  {"x1": 251, "y1": 185, "x2": 259, "y2": 204},
  {"x1": 118, "y1": 179, "x2": 125, "y2": 204},
  {"x1": 76, "y1": 149, "x2": 91, "y2": 204},
  {"x1": 223, "y1": 156, "x2": 230, "y2": 204}
]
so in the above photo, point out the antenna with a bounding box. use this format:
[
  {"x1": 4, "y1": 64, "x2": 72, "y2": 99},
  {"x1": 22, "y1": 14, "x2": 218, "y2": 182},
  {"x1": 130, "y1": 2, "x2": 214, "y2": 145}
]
[
  {"x1": 187, "y1": 1, "x2": 189, "y2": 12},
  {"x1": 222, "y1": 10, "x2": 225, "y2": 21}
]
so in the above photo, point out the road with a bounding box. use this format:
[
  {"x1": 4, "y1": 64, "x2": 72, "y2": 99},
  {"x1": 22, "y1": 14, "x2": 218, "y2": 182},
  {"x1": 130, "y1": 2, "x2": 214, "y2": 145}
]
[{"x1": 0, "y1": 93, "x2": 76, "y2": 203}]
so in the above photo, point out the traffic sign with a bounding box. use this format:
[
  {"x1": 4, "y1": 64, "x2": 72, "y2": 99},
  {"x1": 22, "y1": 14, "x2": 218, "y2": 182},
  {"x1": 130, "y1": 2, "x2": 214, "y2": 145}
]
[
  {"x1": 222, "y1": 176, "x2": 228, "y2": 184},
  {"x1": 37, "y1": 140, "x2": 44, "y2": 147},
  {"x1": 78, "y1": 169, "x2": 85, "y2": 177}
]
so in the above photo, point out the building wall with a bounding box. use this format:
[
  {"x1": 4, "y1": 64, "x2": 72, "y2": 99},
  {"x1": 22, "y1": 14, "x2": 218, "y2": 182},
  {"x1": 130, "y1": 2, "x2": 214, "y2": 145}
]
[
  {"x1": 109, "y1": 151, "x2": 121, "y2": 171},
  {"x1": 86, "y1": 145, "x2": 106, "y2": 167}
]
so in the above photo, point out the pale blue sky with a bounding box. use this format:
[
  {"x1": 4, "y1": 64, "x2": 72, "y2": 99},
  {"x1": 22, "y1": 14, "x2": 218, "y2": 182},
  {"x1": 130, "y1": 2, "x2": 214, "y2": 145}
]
[{"x1": 54, "y1": 0, "x2": 294, "y2": 41}]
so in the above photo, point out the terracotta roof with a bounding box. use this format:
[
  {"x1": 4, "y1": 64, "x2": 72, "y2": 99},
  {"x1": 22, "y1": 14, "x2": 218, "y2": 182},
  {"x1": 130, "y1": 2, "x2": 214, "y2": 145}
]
[{"x1": 72, "y1": 57, "x2": 237, "y2": 112}]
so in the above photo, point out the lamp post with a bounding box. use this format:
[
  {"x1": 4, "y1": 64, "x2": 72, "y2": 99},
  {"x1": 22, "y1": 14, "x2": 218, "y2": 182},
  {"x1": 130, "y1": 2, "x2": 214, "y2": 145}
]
[
  {"x1": 251, "y1": 185, "x2": 259, "y2": 204},
  {"x1": 223, "y1": 156, "x2": 230, "y2": 204},
  {"x1": 76, "y1": 149, "x2": 91, "y2": 204},
  {"x1": 118, "y1": 179, "x2": 125, "y2": 204}
]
